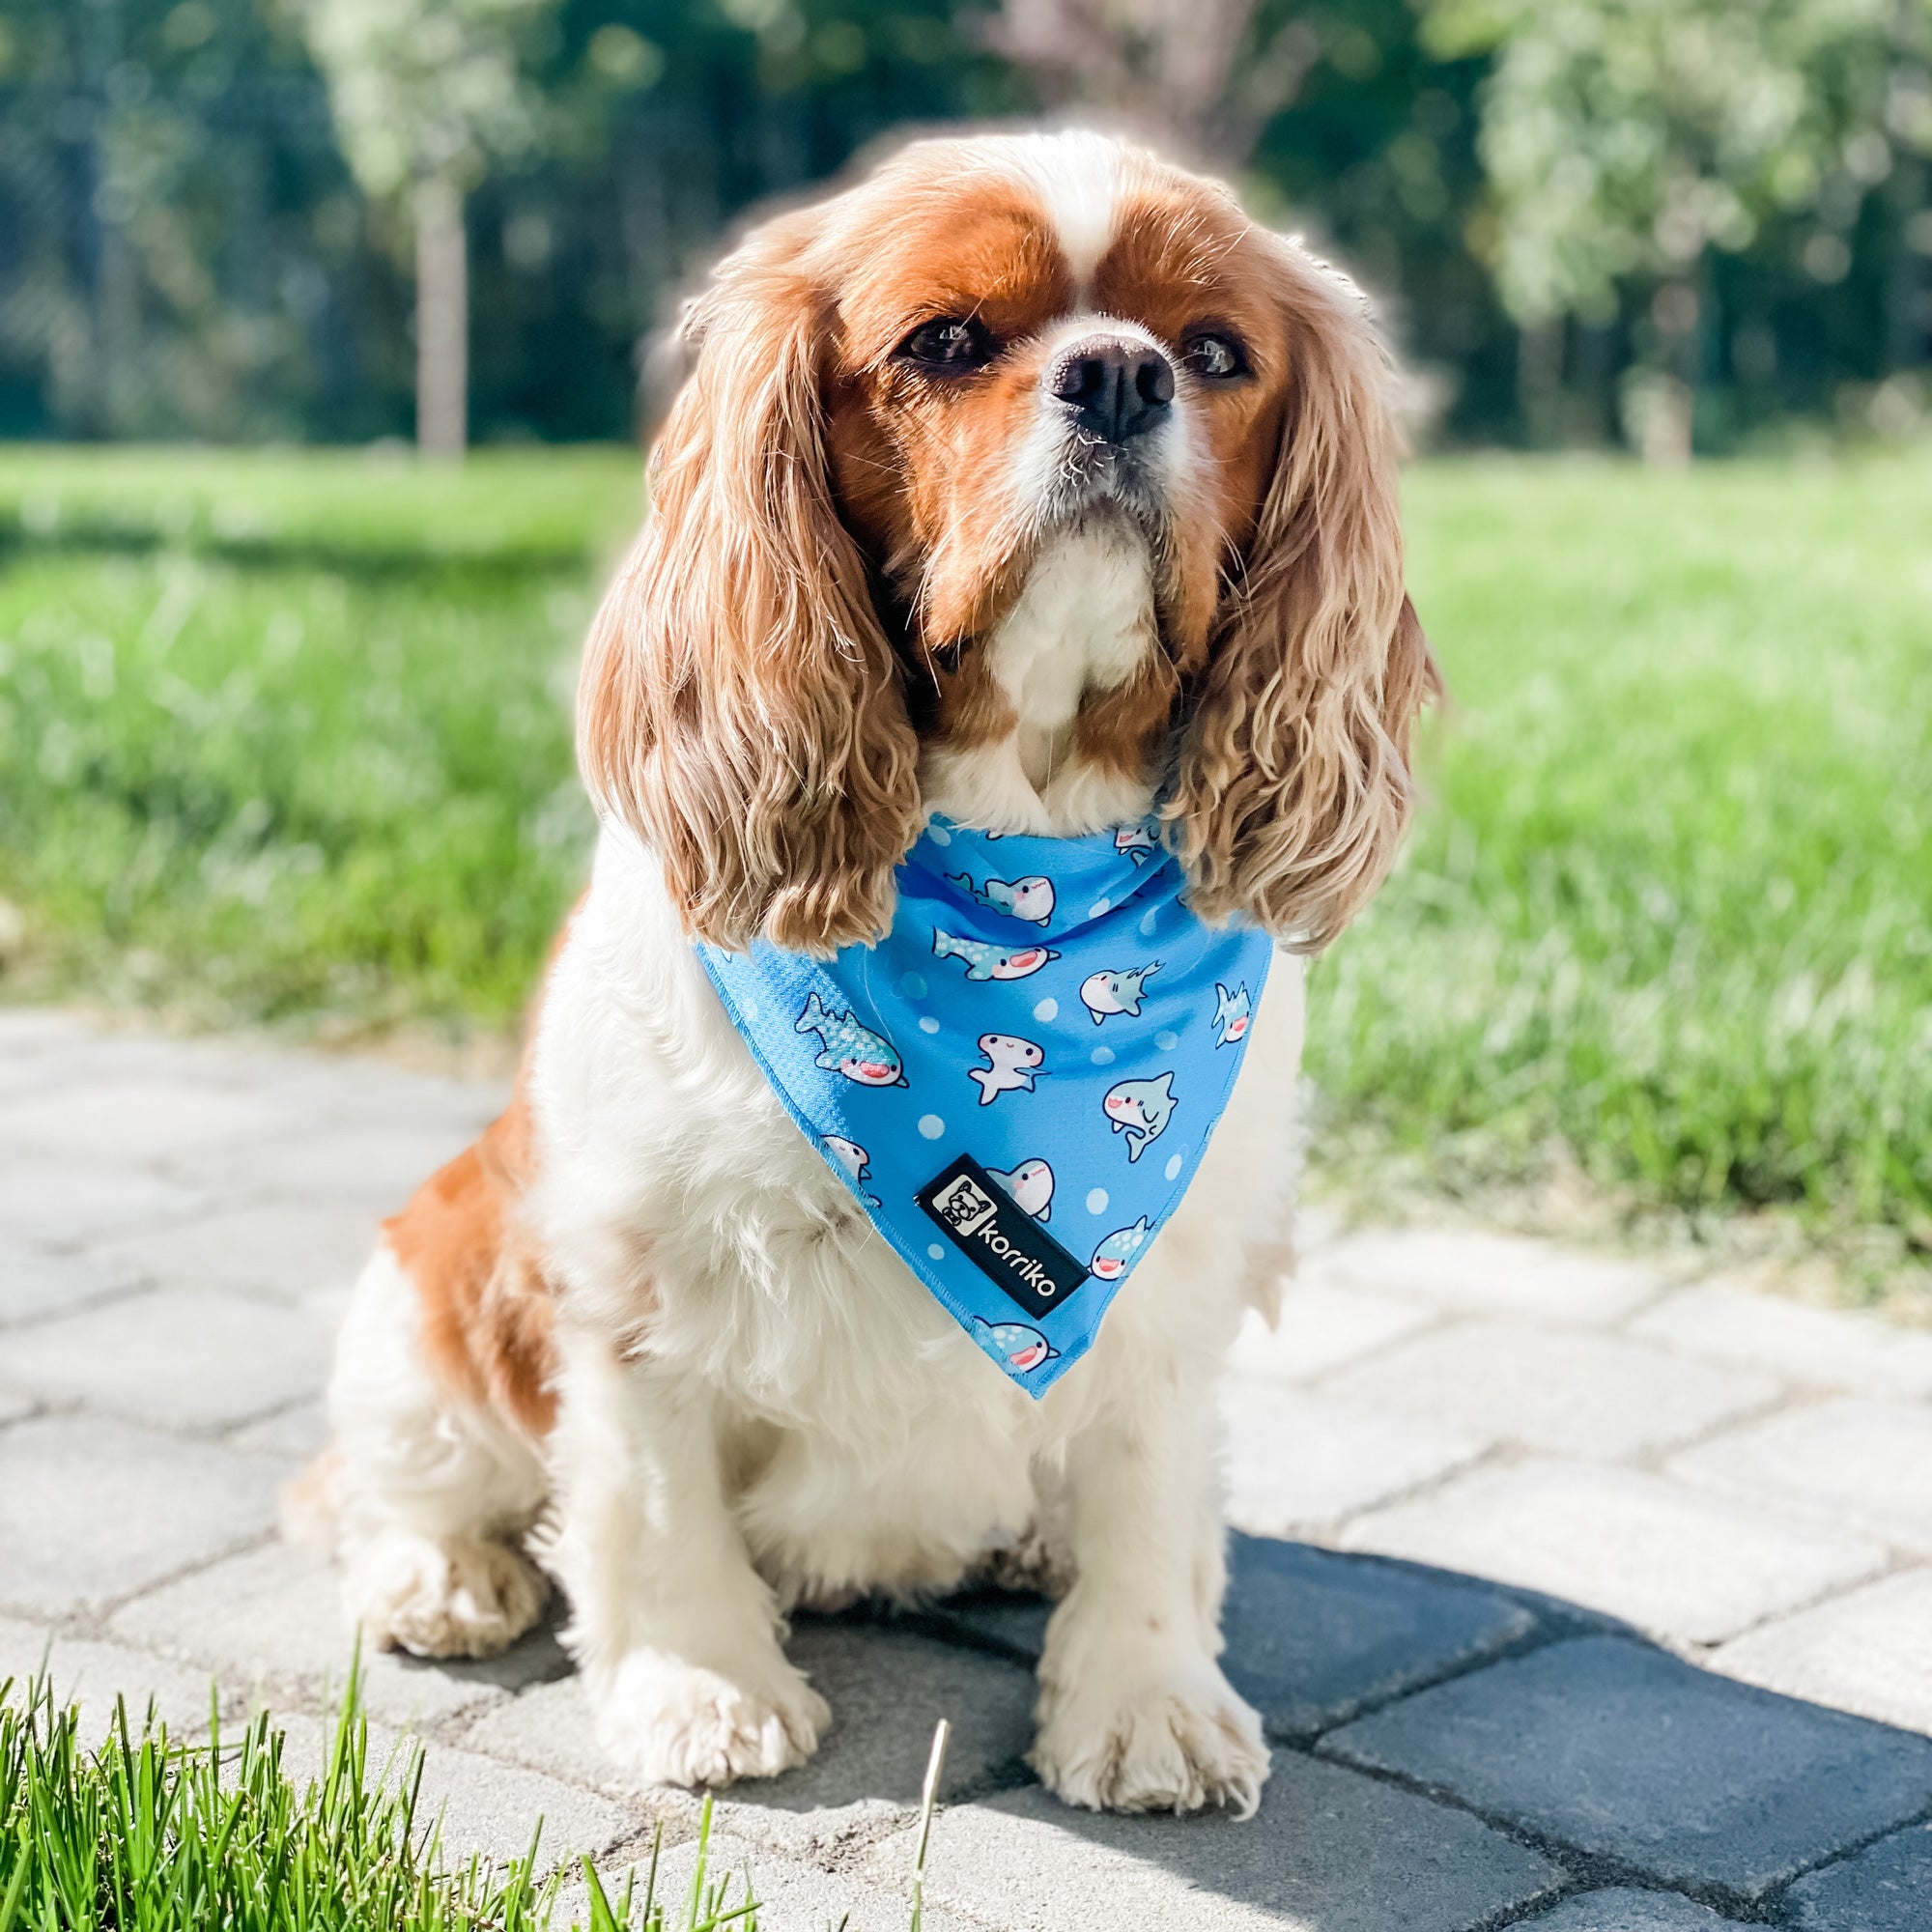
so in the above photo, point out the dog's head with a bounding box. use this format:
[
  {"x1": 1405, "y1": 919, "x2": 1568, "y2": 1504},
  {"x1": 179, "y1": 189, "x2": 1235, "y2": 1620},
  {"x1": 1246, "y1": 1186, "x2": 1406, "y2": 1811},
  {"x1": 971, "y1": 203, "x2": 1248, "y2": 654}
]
[{"x1": 581, "y1": 129, "x2": 1435, "y2": 956}]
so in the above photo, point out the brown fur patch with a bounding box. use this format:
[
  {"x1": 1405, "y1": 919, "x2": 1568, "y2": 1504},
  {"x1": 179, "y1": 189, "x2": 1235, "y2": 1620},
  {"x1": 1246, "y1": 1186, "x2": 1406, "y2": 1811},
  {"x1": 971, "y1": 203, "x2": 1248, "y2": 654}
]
[
  {"x1": 1073, "y1": 648, "x2": 1178, "y2": 786},
  {"x1": 382, "y1": 1086, "x2": 559, "y2": 1441}
]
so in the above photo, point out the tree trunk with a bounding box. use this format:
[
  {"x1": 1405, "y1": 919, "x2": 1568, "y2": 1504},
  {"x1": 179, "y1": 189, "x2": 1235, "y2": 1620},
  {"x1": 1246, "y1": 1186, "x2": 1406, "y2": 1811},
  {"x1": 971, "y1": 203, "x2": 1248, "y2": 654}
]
[{"x1": 414, "y1": 175, "x2": 467, "y2": 459}]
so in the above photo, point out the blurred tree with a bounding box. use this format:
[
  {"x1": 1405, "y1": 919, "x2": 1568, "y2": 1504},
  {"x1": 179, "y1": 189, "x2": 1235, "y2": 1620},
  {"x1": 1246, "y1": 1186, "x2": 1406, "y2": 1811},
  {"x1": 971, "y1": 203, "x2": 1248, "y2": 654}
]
[
  {"x1": 0, "y1": 0, "x2": 1921, "y2": 449},
  {"x1": 1426, "y1": 0, "x2": 1932, "y2": 457},
  {"x1": 988, "y1": 0, "x2": 1320, "y2": 164},
  {"x1": 0, "y1": 0, "x2": 378, "y2": 440},
  {"x1": 298, "y1": 0, "x2": 559, "y2": 454}
]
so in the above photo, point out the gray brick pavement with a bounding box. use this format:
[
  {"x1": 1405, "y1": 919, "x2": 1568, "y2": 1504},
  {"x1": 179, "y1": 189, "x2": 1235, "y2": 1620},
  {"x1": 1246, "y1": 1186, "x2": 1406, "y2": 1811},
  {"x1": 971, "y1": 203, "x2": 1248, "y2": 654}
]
[
  {"x1": 0, "y1": 1413, "x2": 286, "y2": 1617},
  {"x1": 1712, "y1": 1569, "x2": 1932, "y2": 1734},
  {"x1": 1784, "y1": 1822, "x2": 1932, "y2": 1930},
  {"x1": 1517, "y1": 1890, "x2": 1737, "y2": 1929},
  {"x1": 1670, "y1": 1397, "x2": 1932, "y2": 1550},
  {"x1": 1321, "y1": 1636, "x2": 1932, "y2": 1901},
  {"x1": 0, "y1": 1284, "x2": 328, "y2": 1428},
  {"x1": 1340, "y1": 1459, "x2": 1888, "y2": 1644},
  {"x1": 871, "y1": 1751, "x2": 1566, "y2": 1932},
  {"x1": 1322, "y1": 1321, "x2": 1779, "y2": 1460},
  {"x1": 5, "y1": 1009, "x2": 1932, "y2": 1931}
]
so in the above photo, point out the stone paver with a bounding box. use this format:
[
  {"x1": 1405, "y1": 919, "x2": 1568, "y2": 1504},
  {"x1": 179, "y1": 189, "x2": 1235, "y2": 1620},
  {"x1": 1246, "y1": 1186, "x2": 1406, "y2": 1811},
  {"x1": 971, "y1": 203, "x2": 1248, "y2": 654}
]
[
  {"x1": 0, "y1": 1413, "x2": 285, "y2": 1616},
  {"x1": 1516, "y1": 1890, "x2": 1736, "y2": 1929},
  {"x1": 649, "y1": 1831, "x2": 979, "y2": 1932},
  {"x1": 1218, "y1": 1539, "x2": 1539, "y2": 1738},
  {"x1": 0, "y1": 1238, "x2": 142, "y2": 1327},
  {"x1": 1634, "y1": 1282, "x2": 1932, "y2": 1398},
  {"x1": 0, "y1": 1286, "x2": 329, "y2": 1428},
  {"x1": 109, "y1": 1541, "x2": 570, "y2": 1726},
  {"x1": 0, "y1": 1613, "x2": 228, "y2": 1737},
  {"x1": 1322, "y1": 1636, "x2": 1932, "y2": 1900},
  {"x1": 1312, "y1": 1227, "x2": 1665, "y2": 1324},
  {"x1": 868, "y1": 1749, "x2": 1565, "y2": 1932},
  {"x1": 1785, "y1": 1822, "x2": 1932, "y2": 1930},
  {"x1": 1342, "y1": 1459, "x2": 1888, "y2": 1643},
  {"x1": 940, "y1": 1536, "x2": 1539, "y2": 1743},
  {"x1": 228, "y1": 1399, "x2": 329, "y2": 1460},
  {"x1": 1226, "y1": 1286, "x2": 1435, "y2": 1384},
  {"x1": 1220, "y1": 1379, "x2": 1484, "y2": 1534},
  {"x1": 463, "y1": 1619, "x2": 1035, "y2": 1835},
  {"x1": 1670, "y1": 1397, "x2": 1932, "y2": 1549},
  {"x1": 0, "y1": 1154, "x2": 210, "y2": 1245},
  {"x1": 0, "y1": 1079, "x2": 301, "y2": 1163},
  {"x1": 82, "y1": 1199, "x2": 377, "y2": 1301},
  {"x1": 272, "y1": 1711, "x2": 636, "y2": 1872},
  {"x1": 165, "y1": 1121, "x2": 475, "y2": 1215},
  {"x1": 1711, "y1": 1568, "x2": 1932, "y2": 1732},
  {"x1": 1324, "y1": 1321, "x2": 1780, "y2": 1460},
  {"x1": 10, "y1": 1010, "x2": 1932, "y2": 1931}
]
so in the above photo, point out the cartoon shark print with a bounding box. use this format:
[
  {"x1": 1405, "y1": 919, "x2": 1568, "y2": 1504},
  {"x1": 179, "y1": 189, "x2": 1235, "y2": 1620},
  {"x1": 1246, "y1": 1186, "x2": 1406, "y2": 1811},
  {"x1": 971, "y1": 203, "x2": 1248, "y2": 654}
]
[
  {"x1": 794, "y1": 992, "x2": 907, "y2": 1087},
  {"x1": 1103, "y1": 1072, "x2": 1178, "y2": 1162},
  {"x1": 1113, "y1": 820, "x2": 1159, "y2": 865},
  {"x1": 948, "y1": 871, "x2": 1056, "y2": 925},
  {"x1": 1079, "y1": 961, "x2": 1162, "y2": 1025},
  {"x1": 931, "y1": 929, "x2": 1061, "y2": 981},
  {"x1": 984, "y1": 1156, "x2": 1055, "y2": 1221},
  {"x1": 821, "y1": 1133, "x2": 881, "y2": 1206},
  {"x1": 1213, "y1": 982, "x2": 1253, "y2": 1047},
  {"x1": 971, "y1": 1317, "x2": 1059, "y2": 1374},
  {"x1": 1091, "y1": 1216, "x2": 1152, "y2": 1280},
  {"x1": 969, "y1": 1032, "x2": 1044, "y2": 1106}
]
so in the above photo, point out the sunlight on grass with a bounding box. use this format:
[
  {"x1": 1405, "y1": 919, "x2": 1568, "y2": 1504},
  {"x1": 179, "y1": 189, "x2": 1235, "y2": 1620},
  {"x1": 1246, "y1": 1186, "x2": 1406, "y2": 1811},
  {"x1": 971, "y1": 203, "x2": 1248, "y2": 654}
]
[{"x1": 1307, "y1": 456, "x2": 1932, "y2": 1258}]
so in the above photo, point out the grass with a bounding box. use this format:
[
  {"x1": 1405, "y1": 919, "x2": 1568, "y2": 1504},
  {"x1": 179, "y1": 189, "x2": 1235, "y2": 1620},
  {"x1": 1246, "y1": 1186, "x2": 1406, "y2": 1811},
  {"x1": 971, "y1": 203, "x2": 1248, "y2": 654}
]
[
  {"x1": 1318, "y1": 456, "x2": 1932, "y2": 1279},
  {"x1": 0, "y1": 444, "x2": 1926, "y2": 1272},
  {"x1": 0, "y1": 1666, "x2": 769, "y2": 1932},
  {"x1": 1, "y1": 1661, "x2": 952, "y2": 1930},
  {"x1": 0, "y1": 448, "x2": 640, "y2": 1028}
]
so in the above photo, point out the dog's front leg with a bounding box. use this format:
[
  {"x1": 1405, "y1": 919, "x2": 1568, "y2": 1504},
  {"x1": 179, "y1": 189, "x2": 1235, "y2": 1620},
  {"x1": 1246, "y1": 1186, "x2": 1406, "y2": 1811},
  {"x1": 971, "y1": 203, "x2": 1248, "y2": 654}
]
[
  {"x1": 1029, "y1": 1370, "x2": 1268, "y2": 1816},
  {"x1": 546, "y1": 1335, "x2": 828, "y2": 1787}
]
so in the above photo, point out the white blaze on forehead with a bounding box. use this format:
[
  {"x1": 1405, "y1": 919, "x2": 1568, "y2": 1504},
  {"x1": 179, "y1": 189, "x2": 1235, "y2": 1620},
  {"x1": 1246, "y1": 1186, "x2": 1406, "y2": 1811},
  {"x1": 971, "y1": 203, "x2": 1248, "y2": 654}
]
[{"x1": 992, "y1": 130, "x2": 1122, "y2": 291}]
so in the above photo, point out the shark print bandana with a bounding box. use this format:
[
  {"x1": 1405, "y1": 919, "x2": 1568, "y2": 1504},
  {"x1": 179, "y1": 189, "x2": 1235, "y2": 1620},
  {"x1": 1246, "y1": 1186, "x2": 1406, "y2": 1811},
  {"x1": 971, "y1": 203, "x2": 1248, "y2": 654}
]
[{"x1": 696, "y1": 816, "x2": 1274, "y2": 1397}]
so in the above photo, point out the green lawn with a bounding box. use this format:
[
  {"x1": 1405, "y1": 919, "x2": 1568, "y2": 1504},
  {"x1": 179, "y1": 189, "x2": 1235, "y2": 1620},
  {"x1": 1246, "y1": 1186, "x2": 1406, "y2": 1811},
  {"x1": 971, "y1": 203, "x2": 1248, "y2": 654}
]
[
  {"x1": 1, "y1": 446, "x2": 1926, "y2": 1264},
  {"x1": 0, "y1": 1667, "x2": 855, "y2": 1930}
]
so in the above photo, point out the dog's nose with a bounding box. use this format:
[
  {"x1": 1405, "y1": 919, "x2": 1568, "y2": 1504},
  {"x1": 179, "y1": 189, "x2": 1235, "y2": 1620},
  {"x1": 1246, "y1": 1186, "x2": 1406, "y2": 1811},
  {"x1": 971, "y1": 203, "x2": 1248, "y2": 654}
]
[{"x1": 1048, "y1": 338, "x2": 1175, "y2": 443}]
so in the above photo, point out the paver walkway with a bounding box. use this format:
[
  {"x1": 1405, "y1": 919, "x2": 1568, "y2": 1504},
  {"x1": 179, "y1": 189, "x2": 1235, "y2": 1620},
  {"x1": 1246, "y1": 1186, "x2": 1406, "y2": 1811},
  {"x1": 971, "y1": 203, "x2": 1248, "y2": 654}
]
[{"x1": 3, "y1": 1007, "x2": 1931, "y2": 1930}]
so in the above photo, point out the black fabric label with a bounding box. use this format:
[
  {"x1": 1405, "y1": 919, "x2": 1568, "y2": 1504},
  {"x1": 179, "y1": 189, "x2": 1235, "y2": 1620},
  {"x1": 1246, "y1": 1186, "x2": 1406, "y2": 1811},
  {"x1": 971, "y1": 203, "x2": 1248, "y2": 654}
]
[{"x1": 916, "y1": 1153, "x2": 1090, "y2": 1319}]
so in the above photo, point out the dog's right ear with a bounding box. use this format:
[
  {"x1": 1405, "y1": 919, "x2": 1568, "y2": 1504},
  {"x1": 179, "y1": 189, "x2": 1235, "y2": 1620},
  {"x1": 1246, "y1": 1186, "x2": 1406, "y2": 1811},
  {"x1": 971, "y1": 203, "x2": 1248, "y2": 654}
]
[{"x1": 578, "y1": 212, "x2": 923, "y2": 957}]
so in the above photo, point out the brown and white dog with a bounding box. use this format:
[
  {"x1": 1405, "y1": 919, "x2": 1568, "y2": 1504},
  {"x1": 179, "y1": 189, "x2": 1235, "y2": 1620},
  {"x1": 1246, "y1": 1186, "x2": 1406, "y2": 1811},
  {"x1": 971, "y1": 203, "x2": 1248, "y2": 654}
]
[{"x1": 314, "y1": 129, "x2": 1435, "y2": 1817}]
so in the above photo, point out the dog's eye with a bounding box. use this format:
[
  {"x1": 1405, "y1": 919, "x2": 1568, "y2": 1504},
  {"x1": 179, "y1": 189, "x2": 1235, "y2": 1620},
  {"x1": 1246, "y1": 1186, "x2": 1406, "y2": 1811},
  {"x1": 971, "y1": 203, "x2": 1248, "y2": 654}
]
[
  {"x1": 1182, "y1": 332, "x2": 1249, "y2": 382},
  {"x1": 898, "y1": 317, "x2": 995, "y2": 372}
]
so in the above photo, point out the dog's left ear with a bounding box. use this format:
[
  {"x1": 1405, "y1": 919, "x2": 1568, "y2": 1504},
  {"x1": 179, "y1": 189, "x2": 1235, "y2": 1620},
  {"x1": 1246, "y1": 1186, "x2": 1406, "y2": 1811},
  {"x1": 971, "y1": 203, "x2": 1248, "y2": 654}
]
[
  {"x1": 578, "y1": 209, "x2": 922, "y2": 956},
  {"x1": 1168, "y1": 242, "x2": 1438, "y2": 951}
]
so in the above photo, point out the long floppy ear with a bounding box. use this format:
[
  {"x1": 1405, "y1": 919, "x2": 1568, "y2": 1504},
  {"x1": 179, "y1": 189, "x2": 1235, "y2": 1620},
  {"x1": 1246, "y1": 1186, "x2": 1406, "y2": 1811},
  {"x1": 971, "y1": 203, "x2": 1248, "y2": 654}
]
[
  {"x1": 1168, "y1": 242, "x2": 1438, "y2": 952},
  {"x1": 577, "y1": 215, "x2": 922, "y2": 955}
]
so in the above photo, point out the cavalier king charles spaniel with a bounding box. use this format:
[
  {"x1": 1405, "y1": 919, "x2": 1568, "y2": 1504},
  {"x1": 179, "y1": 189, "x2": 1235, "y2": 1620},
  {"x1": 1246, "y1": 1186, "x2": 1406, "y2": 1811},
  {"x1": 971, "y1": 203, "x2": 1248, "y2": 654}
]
[{"x1": 312, "y1": 128, "x2": 1435, "y2": 1818}]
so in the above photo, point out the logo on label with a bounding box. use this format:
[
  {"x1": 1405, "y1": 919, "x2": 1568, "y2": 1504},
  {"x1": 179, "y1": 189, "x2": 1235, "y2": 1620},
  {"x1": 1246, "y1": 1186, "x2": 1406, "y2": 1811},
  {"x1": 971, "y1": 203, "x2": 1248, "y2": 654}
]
[{"x1": 917, "y1": 1154, "x2": 1090, "y2": 1318}]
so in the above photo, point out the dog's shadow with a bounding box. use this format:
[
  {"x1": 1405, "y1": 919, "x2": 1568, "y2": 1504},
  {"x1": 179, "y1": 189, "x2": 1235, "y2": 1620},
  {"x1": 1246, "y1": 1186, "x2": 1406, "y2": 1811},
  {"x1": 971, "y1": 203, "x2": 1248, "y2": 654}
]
[{"x1": 455, "y1": 1534, "x2": 1932, "y2": 1928}]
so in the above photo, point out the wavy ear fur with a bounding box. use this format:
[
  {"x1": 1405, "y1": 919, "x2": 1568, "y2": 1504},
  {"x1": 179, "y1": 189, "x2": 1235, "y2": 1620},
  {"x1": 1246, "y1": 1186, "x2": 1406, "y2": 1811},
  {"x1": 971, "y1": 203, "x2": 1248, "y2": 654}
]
[
  {"x1": 1169, "y1": 242, "x2": 1438, "y2": 951},
  {"x1": 577, "y1": 215, "x2": 922, "y2": 955}
]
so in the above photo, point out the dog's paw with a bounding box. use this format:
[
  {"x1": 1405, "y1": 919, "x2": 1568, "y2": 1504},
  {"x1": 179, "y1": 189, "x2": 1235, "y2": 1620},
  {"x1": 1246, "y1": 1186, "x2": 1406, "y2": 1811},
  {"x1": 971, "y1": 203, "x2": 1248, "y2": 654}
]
[
  {"x1": 345, "y1": 1532, "x2": 548, "y2": 1661},
  {"x1": 1030, "y1": 1661, "x2": 1269, "y2": 1817},
  {"x1": 597, "y1": 1650, "x2": 830, "y2": 1789}
]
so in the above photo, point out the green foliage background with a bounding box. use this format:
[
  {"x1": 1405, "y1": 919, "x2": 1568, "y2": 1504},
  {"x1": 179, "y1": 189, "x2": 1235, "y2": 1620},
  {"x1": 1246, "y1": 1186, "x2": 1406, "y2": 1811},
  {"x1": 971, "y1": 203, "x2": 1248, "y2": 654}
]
[{"x1": 2, "y1": 0, "x2": 1925, "y2": 448}]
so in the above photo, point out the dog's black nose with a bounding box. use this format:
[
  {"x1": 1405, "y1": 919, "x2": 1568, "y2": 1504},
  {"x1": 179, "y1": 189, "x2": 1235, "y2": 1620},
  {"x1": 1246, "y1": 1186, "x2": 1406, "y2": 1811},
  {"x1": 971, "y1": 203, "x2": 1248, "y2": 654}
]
[{"x1": 1049, "y1": 338, "x2": 1175, "y2": 443}]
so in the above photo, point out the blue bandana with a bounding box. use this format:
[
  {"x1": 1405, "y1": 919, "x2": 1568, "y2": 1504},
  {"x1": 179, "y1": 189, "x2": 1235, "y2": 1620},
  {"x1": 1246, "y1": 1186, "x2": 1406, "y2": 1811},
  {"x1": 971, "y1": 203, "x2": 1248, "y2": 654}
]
[{"x1": 697, "y1": 816, "x2": 1272, "y2": 1396}]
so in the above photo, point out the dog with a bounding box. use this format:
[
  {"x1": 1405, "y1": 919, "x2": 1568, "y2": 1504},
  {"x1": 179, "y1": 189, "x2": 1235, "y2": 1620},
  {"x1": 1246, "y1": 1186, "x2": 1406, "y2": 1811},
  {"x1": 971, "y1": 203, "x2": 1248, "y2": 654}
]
[{"x1": 311, "y1": 128, "x2": 1435, "y2": 1818}]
